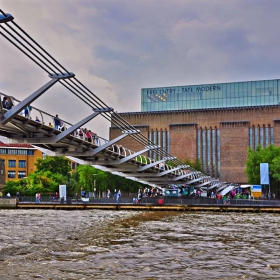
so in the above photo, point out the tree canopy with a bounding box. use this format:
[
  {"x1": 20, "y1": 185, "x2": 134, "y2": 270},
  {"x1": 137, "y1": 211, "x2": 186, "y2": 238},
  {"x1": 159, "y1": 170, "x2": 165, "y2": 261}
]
[
  {"x1": 35, "y1": 156, "x2": 71, "y2": 176},
  {"x1": 3, "y1": 156, "x2": 147, "y2": 196},
  {"x1": 245, "y1": 145, "x2": 280, "y2": 196}
]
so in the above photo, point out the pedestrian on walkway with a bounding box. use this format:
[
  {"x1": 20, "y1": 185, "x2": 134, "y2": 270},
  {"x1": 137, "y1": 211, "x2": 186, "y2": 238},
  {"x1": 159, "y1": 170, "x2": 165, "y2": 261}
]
[
  {"x1": 116, "y1": 189, "x2": 121, "y2": 203},
  {"x1": 54, "y1": 114, "x2": 61, "y2": 130}
]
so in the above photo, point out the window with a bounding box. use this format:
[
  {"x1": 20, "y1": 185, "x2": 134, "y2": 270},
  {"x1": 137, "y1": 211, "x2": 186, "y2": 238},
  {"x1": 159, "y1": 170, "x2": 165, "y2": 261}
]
[
  {"x1": 18, "y1": 171, "x2": 26, "y2": 178},
  {"x1": 18, "y1": 149, "x2": 27, "y2": 155},
  {"x1": 197, "y1": 128, "x2": 220, "y2": 177},
  {"x1": 71, "y1": 162, "x2": 76, "y2": 170},
  {"x1": 1, "y1": 159, "x2": 5, "y2": 166},
  {"x1": 8, "y1": 149, "x2": 17, "y2": 154},
  {"x1": 8, "y1": 160, "x2": 16, "y2": 168},
  {"x1": 249, "y1": 126, "x2": 274, "y2": 150},
  {"x1": 27, "y1": 150, "x2": 34, "y2": 155},
  {"x1": 0, "y1": 149, "x2": 6, "y2": 154},
  {"x1": 18, "y1": 160, "x2": 26, "y2": 168},
  {"x1": 8, "y1": 171, "x2": 16, "y2": 178}
]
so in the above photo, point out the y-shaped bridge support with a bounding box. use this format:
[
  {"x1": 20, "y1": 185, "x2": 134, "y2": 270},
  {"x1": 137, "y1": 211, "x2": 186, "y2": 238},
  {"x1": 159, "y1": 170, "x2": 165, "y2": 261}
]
[
  {"x1": 109, "y1": 145, "x2": 161, "y2": 164},
  {"x1": 54, "y1": 107, "x2": 113, "y2": 142},
  {"x1": 90, "y1": 129, "x2": 140, "y2": 155},
  {"x1": 0, "y1": 73, "x2": 74, "y2": 124}
]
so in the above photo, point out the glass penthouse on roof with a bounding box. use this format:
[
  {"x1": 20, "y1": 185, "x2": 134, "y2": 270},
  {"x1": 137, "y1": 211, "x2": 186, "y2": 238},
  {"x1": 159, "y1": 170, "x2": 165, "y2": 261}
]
[{"x1": 141, "y1": 79, "x2": 280, "y2": 112}]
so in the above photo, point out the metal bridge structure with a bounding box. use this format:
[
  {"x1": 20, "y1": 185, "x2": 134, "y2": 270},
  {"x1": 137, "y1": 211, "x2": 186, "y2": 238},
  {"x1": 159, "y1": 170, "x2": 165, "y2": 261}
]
[{"x1": 0, "y1": 10, "x2": 226, "y2": 191}]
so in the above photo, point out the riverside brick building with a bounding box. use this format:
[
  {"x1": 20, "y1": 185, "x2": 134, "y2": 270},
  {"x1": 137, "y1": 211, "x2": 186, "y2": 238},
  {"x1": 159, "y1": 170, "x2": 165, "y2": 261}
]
[{"x1": 110, "y1": 79, "x2": 280, "y2": 183}]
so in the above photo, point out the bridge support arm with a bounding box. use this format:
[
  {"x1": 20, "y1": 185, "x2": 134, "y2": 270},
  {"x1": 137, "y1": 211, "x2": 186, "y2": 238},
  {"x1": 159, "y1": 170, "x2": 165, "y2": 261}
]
[
  {"x1": 138, "y1": 156, "x2": 176, "y2": 172},
  {"x1": 90, "y1": 130, "x2": 140, "y2": 155},
  {"x1": 156, "y1": 166, "x2": 182, "y2": 177},
  {"x1": 54, "y1": 107, "x2": 113, "y2": 143},
  {"x1": 112, "y1": 145, "x2": 160, "y2": 165},
  {"x1": 187, "y1": 176, "x2": 209, "y2": 184},
  {"x1": 1, "y1": 78, "x2": 58, "y2": 124},
  {"x1": 1, "y1": 72, "x2": 74, "y2": 125},
  {"x1": 173, "y1": 171, "x2": 198, "y2": 181},
  {"x1": 198, "y1": 180, "x2": 214, "y2": 188}
]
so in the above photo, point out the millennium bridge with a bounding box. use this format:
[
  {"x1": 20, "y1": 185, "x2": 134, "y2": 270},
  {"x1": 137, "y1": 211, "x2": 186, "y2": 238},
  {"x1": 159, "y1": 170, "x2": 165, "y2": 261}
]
[{"x1": 0, "y1": 9, "x2": 227, "y2": 191}]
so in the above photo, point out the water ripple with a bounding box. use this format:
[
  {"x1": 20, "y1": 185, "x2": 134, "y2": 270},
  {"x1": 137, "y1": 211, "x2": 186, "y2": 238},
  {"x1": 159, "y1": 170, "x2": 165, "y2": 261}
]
[{"x1": 0, "y1": 210, "x2": 279, "y2": 279}]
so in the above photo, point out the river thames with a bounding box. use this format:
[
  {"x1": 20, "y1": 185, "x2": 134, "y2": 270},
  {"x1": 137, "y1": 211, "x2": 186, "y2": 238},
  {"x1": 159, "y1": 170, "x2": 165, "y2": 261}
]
[{"x1": 0, "y1": 209, "x2": 279, "y2": 280}]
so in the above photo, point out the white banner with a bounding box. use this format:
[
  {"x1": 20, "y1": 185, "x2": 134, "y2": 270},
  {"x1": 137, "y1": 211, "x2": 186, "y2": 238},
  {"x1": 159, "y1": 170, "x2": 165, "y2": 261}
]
[{"x1": 260, "y1": 163, "x2": 269, "y2": 185}]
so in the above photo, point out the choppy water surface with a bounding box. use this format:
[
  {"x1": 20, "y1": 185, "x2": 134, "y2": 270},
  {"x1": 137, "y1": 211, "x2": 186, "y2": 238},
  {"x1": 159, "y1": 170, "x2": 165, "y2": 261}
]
[{"x1": 0, "y1": 210, "x2": 279, "y2": 280}]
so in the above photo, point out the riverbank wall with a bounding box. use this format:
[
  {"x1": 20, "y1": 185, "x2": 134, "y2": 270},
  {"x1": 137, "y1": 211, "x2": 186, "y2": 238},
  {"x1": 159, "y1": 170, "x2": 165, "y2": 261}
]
[
  {"x1": 16, "y1": 202, "x2": 280, "y2": 212},
  {"x1": 0, "y1": 198, "x2": 17, "y2": 209}
]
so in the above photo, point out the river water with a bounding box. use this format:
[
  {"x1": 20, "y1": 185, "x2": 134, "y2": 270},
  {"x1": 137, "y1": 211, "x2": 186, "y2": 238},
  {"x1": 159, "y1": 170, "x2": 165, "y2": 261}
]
[{"x1": 0, "y1": 210, "x2": 279, "y2": 280}]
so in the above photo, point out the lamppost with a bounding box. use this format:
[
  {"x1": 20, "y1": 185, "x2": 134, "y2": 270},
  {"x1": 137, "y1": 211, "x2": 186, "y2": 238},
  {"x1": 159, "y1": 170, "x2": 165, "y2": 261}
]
[
  {"x1": 67, "y1": 172, "x2": 71, "y2": 187},
  {"x1": 93, "y1": 174, "x2": 97, "y2": 198},
  {"x1": 67, "y1": 171, "x2": 71, "y2": 203}
]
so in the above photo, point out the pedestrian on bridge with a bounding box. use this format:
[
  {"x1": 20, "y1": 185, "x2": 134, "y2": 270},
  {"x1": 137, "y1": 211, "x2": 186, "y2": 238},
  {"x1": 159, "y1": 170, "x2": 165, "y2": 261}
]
[
  {"x1": 5, "y1": 97, "x2": 13, "y2": 110},
  {"x1": 54, "y1": 114, "x2": 61, "y2": 130},
  {"x1": 24, "y1": 105, "x2": 32, "y2": 118},
  {"x1": 2, "y1": 96, "x2": 7, "y2": 109}
]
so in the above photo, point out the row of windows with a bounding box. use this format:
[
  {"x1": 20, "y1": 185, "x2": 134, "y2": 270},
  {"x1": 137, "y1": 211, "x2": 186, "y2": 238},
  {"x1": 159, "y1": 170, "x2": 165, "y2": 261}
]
[
  {"x1": 146, "y1": 88, "x2": 277, "y2": 102},
  {"x1": 148, "y1": 131, "x2": 170, "y2": 159},
  {"x1": 141, "y1": 79, "x2": 280, "y2": 111},
  {"x1": 2, "y1": 159, "x2": 27, "y2": 168},
  {"x1": 146, "y1": 127, "x2": 274, "y2": 178},
  {"x1": 197, "y1": 129, "x2": 220, "y2": 178},
  {"x1": 197, "y1": 127, "x2": 274, "y2": 177},
  {"x1": 142, "y1": 95, "x2": 279, "y2": 111},
  {"x1": 0, "y1": 149, "x2": 35, "y2": 155},
  {"x1": 8, "y1": 171, "x2": 26, "y2": 178},
  {"x1": 249, "y1": 127, "x2": 274, "y2": 150}
]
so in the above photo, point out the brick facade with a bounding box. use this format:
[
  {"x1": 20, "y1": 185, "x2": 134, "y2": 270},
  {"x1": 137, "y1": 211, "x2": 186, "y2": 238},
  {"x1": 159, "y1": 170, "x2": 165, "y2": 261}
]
[
  {"x1": 220, "y1": 122, "x2": 250, "y2": 183},
  {"x1": 110, "y1": 105, "x2": 280, "y2": 184},
  {"x1": 169, "y1": 123, "x2": 197, "y2": 162}
]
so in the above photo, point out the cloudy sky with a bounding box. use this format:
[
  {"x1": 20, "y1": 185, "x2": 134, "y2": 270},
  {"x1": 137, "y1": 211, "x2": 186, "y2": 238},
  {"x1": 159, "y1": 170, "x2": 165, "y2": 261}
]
[{"x1": 1, "y1": 0, "x2": 280, "y2": 138}]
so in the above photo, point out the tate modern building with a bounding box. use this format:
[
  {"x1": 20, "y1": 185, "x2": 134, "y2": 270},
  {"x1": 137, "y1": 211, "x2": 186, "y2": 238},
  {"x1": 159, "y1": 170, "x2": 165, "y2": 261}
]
[{"x1": 110, "y1": 79, "x2": 280, "y2": 183}]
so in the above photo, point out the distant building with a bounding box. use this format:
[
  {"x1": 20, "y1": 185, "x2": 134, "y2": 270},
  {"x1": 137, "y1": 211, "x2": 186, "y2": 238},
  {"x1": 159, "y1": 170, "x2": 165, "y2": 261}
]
[
  {"x1": 0, "y1": 142, "x2": 80, "y2": 187},
  {"x1": 110, "y1": 79, "x2": 280, "y2": 183},
  {"x1": 0, "y1": 143, "x2": 43, "y2": 184}
]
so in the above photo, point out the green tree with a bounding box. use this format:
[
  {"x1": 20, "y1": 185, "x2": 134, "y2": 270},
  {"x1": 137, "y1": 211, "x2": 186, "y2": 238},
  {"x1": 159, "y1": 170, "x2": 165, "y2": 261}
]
[
  {"x1": 245, "y1": 145, "x2": 280, "y2": 195},
  {"x1": 77, "y1": 164, "x2": 147, "y2": 195},
  {"x1": 77, "y1": 165, "x2": 99, "y2": 193},
  {"x1": 35, "y1": 156, "x2": 71, "y2": 176}
]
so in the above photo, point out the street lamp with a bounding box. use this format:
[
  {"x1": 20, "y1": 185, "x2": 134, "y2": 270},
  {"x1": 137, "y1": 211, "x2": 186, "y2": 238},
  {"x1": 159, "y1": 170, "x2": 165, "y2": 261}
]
[{"x1": 93, "y1": 174, "x2": 97, "y2": 198}]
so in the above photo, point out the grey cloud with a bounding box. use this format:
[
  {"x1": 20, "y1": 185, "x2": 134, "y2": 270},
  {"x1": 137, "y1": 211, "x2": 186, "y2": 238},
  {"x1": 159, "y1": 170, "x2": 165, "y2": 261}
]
[{"x1": 2, "y1": 0, "x2": 280, "y2": 138}]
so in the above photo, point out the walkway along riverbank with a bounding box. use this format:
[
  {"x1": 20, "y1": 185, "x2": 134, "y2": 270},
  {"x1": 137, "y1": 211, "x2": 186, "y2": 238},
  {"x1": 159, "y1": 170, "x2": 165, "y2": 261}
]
[
  {"x1": 15, "y1": 203, "x2": 280, "y2": 212},
  {"x1": 2, "y1": 197, "x2": 280, "y2": 212}
]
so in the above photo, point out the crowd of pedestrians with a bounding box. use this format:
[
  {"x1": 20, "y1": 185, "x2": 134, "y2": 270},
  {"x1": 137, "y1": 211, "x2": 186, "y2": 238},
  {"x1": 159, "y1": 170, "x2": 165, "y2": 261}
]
[{"x1": 1, "y1": 97, "x2": 100, "y2": 144}]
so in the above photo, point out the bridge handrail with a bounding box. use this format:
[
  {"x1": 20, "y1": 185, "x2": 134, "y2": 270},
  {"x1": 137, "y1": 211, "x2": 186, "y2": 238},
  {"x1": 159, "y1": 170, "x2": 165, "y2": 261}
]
[{"x1": 0, "y1": 92, "x2": 108, "y2": 146}]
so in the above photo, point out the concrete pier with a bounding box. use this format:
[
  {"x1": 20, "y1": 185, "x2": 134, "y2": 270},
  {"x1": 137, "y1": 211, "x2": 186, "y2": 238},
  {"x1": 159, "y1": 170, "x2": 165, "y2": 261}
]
[{"x1": 0, "y1": 198, "x2": 17, "y2": 209}]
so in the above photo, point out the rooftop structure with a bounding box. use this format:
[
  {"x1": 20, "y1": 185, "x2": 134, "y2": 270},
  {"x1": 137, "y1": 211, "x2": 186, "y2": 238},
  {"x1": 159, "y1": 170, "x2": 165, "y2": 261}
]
[{"x1": 141, "y1": 79, "x2": 280, "y2": 112}]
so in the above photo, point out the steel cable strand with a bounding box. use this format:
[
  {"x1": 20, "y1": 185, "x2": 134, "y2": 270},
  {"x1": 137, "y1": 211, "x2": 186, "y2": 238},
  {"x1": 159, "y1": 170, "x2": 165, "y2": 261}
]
[
  {"x1": 10, "y1": 19, "x2": 72, "y2": 75},
  {"x1": 0, "y1": 28, "x2": 52, "y2": 74},
  {"x1": 109, "y1": 112, "x2": 185, "y2": 165},
  {"x1": 3, "y1": 21, "x2": 65, "y2": 75}
]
